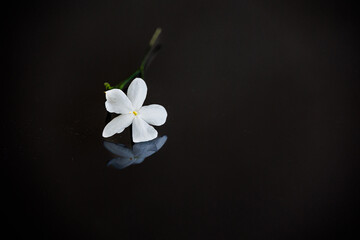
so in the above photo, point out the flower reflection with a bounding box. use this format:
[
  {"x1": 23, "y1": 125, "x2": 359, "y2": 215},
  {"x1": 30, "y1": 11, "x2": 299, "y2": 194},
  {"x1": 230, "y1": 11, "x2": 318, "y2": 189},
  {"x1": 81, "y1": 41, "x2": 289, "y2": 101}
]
[{"x1": 104, "y1": 136, "x2": 167, "y2": 170}]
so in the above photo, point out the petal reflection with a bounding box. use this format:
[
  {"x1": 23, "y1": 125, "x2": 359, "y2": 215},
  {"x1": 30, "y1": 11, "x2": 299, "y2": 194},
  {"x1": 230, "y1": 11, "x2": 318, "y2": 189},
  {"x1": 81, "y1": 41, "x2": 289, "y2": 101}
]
[{"x1": 104, "y1": 136, "x2": 167, "y2": 170}]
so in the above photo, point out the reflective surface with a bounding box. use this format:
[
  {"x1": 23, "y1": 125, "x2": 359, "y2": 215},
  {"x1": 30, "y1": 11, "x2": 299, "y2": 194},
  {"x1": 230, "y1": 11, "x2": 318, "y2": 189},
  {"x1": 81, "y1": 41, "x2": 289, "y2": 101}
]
[
  {"x1": 4, "y1": 1, "x2": 359, "y2": 239},
  {"x1": 105, "y1": 136, "x2": 168, "y2": 170}
]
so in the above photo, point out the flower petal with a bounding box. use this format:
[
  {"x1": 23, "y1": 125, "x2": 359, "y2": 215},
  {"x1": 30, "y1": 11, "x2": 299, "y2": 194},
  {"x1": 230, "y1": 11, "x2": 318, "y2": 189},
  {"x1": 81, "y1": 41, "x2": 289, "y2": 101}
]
[
  {"x1": 138, "y1": 104, "x2": 167, "y2": 126},
  {"x1": 127, "y1": 78, "x2": 147, "y2": 110},
  {"x1": 132, "y1": 117, "x2": 158, "y2": 143},
  {"x1": 105, "y1": 89, "x2": 133, "y2": 114},
  {"x1": 102, "y1": 114, "x2": 134, "y2": 138}
]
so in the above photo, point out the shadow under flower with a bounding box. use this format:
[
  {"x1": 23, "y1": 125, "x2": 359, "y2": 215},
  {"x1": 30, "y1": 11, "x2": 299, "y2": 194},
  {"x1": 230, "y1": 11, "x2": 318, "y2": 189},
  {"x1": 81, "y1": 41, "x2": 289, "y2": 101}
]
[{"x1": 104, "y1": 136, "x2": 167, "y2": 170}]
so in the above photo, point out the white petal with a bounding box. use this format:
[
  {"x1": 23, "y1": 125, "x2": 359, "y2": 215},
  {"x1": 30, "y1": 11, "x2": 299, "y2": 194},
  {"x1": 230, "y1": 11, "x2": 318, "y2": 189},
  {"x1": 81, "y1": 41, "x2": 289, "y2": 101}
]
[
  {"x1": 132, "y1": 117, "x2": 158, "y2": 143},
  {"x1": 102, "y1": 114, "x2": 134, "y2": 138},
  {"x1": 138, "y1": 104, "x2": 167, "y2": 126},
  {"x1": 105, "y1": 89, "x2": 133, "y2": 114},
  {"x1": 127, "y1": 78, "x2": 147, "y2": 110}
]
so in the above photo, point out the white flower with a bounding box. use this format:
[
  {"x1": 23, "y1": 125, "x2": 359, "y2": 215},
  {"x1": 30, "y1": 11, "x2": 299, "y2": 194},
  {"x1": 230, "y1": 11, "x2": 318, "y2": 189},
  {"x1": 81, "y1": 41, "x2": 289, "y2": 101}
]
[{"x1": 102, "y1": 78, "x2": 167, "y2": 142}]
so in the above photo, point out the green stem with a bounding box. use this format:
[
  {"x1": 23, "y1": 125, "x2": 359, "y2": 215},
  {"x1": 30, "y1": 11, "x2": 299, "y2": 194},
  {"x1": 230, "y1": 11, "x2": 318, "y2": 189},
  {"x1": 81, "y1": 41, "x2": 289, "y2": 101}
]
[
  {"x1": 140, "y1": 52, "x2": 149, "y2": 78},
  {"x1": 118, "y1": 69, "x2": 141, "y2": 89},
  {"x1": 104, "y1": 28, "x2": 162, "y2": 90},
  {"x1": 140, "y1": 28, "x2": 162, "y2": 78}
]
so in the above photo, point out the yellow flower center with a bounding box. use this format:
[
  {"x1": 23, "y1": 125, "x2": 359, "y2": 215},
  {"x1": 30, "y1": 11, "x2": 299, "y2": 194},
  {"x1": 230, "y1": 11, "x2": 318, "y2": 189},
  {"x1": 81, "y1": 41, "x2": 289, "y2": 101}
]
[{"x1": 131, "y1": 111, "x2": 138, "y2": 116}]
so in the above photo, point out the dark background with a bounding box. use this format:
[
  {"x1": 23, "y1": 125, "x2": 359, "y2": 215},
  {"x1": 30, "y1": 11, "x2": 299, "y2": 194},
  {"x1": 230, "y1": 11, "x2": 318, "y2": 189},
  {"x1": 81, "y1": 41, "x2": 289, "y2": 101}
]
[{"x1": 3, "y1": 0, "x2": 360, "y2": 239}]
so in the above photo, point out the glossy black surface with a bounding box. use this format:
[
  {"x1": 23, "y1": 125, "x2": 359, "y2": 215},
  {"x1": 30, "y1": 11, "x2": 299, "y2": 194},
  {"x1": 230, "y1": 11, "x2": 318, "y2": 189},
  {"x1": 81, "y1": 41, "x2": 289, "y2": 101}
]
[{"x1": 4, "y1": 1, "x2": 360, "y2": 239}]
